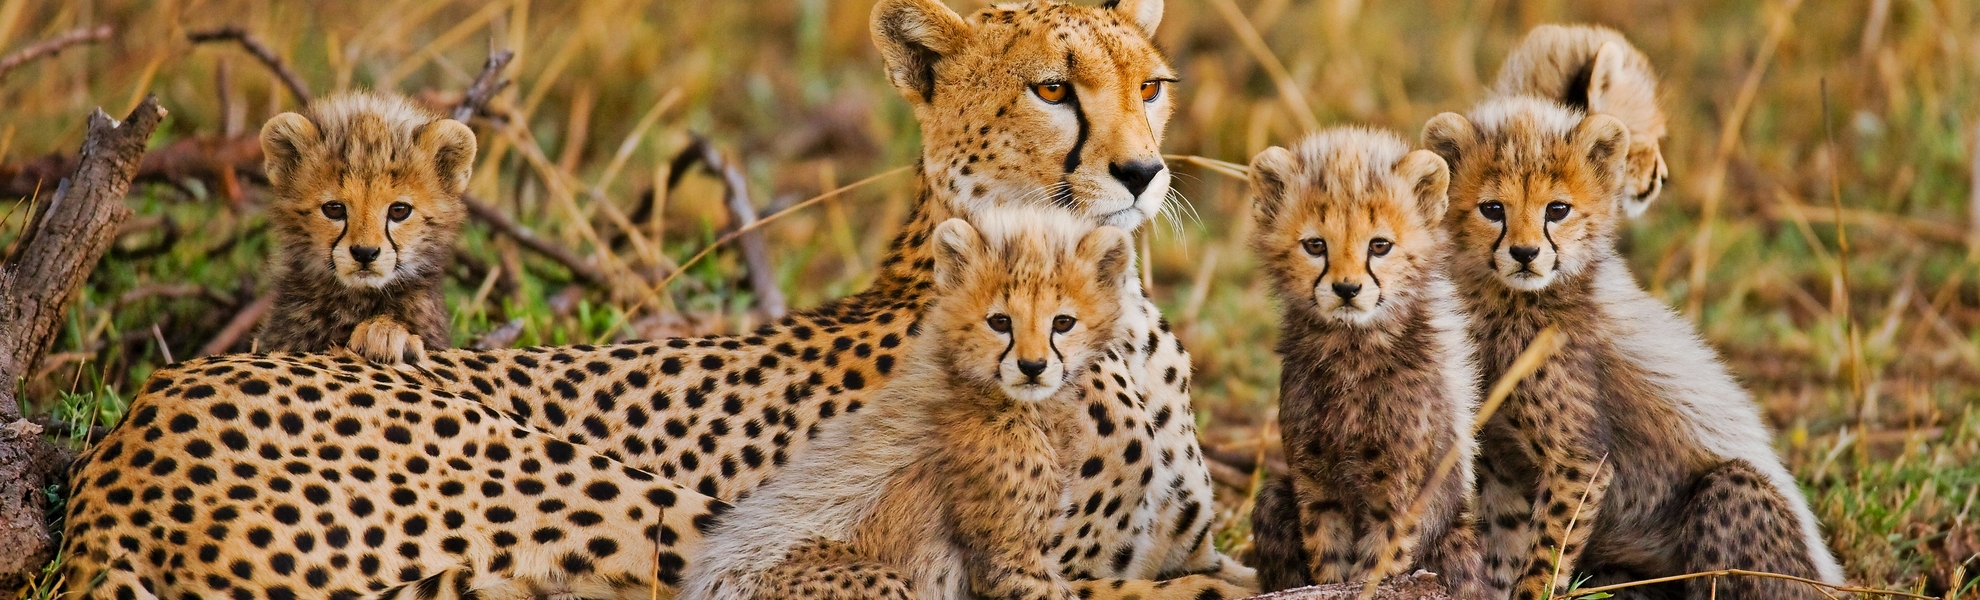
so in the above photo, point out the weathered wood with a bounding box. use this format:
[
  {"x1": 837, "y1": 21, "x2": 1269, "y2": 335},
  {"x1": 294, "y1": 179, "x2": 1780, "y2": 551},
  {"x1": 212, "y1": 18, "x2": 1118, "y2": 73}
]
[
  {"x1": 1244, "y1": 571, "x2": 1454, "y2": 600},
  {"x1": 0, "y1": 96, "x2": 166, "y2": 589},
  {"x1": 186, "y1": 26, "x2": 311, "y2": 106}
]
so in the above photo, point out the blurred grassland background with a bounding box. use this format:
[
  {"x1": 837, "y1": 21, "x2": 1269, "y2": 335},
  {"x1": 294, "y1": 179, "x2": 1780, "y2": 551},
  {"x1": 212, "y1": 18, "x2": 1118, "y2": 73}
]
[{"x1": 1, "y1": 0, "x2": 1978, "y2": 594}]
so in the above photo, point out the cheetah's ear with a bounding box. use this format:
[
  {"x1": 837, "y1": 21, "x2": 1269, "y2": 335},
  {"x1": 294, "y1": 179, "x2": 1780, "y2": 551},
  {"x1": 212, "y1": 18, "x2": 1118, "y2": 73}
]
[
  {"x1": 1247, "y1": 146, "x2": 1296, "y2": 225},
  {"x1": 260, "y1": 112, "x2": 320, "y2": 188},
  {"x1": 1397, "y1": 149, "x2": 1451, "y2": 226},
  {"x1": 931, "y1": 218, "x2": 982, "y2": 292},
  {"x1": 1420, "y1": 112, "x2": 1475, "y2": 174},
  {"x1": 1107, "y1": 0, "x2": 1163, "y2": 38},
  {"x1": 1584, "y1": 41, "x2": 1626, "y2": 114},
  {"x1": 1078, "y1": 225, "x2": 1136, "y2": 294},
  {"x1": 871, "y1": 0, "x2": 970, "y2": 105},
  {"x1": 1573, "y1": 113, "x2": 1631, "y2": 199},
  {"x1": 416, "y1": 119, "x2": 479, "y2": 197}
]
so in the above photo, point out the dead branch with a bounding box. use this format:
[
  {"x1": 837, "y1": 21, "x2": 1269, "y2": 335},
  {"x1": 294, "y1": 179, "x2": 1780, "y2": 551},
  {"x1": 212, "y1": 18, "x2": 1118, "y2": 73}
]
[
  {"x1": 0, "y1": 96, "x2": 165, "y2": 589},
  {"x1": 463, "y1": 194, "x2": 610, "y2": 287},
  {"x1": 2, "y1": 133, "x2": 261, "y2": 200},
  {"x1": 454, "y1": 50, "x2": 515, "y2": 122},
  {"x1": 1246, "y1": 571, "x2": 1452, "y2": 600},
  {"x1": 187, "y1": 25, "x2": 312, "y2": 106},
  {"x1": 197, "y1": 295, "x2": 273, "y2": 357},
  {"x1": 669, "y1": 136, "x2": 787, "y2": 316},
  {"x1": 28, "y1": 416, "x2": 107, "y2": 444},
  {"x1": 471, "y1": 319, "x2": 525, "y2": 350},
  {"x1": 0, "y1": 25, "x2": 112, "y2": 81}
]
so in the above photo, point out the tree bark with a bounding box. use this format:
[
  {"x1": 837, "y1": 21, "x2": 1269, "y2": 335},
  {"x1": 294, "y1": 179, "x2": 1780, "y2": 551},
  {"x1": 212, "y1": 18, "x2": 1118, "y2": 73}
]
[{"x1": 0, "y1": 96, "x2": 166, "y2": 589}]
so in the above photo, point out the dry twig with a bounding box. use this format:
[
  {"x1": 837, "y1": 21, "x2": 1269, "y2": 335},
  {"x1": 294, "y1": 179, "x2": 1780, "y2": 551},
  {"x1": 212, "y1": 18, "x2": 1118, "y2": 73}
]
[
  {"x1": 666, "y1": 136, "x2": 787, "y2": 316},
  {"x1": 0, "y1": 26, "x2": 112, "y2": 81},
  {"x1": 453, "y1": 50, "x2": 515, "y2": 122},
  {"x1": 187, "y1": 25, "x2": 312, "y2": 106}
]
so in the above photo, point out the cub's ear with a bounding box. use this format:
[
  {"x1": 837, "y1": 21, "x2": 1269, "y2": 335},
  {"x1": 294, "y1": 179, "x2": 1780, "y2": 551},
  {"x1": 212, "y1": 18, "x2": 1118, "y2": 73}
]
[
  {"x1": 1079, "y1": 225, "x2": 1136, "y2": 293},
  {"x1": 260, "y1": 112, "x2": 320, "y2": 188},
  {"x1": 1420, "y1": 112, "x2": 1475, "y2": 173},
  {"x1": 1584, "y1": 41, "x2": 1626, "y2": 114},
  {"x1": 1573, "y1": 113, "x2": 1631, "y2": 196},
  {"x1": 931, "y1": 218, "x2": 982, "y2": 292},
  {"x1": 1247, "y1": 146, "x2": 1297, "y2": 225},
  {"x1": 1397, "y1": 149, "x2": 1451, "y2": 226},
  {"x1": 416, "y1": 119, "x2": 478, "y2": 197},
  {"x1": 871, "y1": 0, "x2": 971, "y2": 104},
  {"x1": 1108, "y1": 0, "x2": 1163, "y2": 38}
]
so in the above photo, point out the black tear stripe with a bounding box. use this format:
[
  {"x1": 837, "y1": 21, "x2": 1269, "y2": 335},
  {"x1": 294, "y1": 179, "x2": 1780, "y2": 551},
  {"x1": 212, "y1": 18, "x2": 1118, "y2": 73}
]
[
  {"x1": 1048, "y1": 333, "x2": 1065, "y2": 370},
  {"x1": 329, "y1": 220, "x2": 349, "y2": 271},
  {"x1": 1306, "y1": 251, "x2": 1332, "y2": 301},
  {"x1": 384, "y1": 216, "x2": 403, "y2": 275},
  {"x1": 1364, "y1": 251, "x2": 1382, "y2": 300},
  {"x1": 1542, "y1": 221, "x2": 1561, "y2": 273},
  {"x1": 1061, "y1": 52, "x2": 1089, "y2": 177}
]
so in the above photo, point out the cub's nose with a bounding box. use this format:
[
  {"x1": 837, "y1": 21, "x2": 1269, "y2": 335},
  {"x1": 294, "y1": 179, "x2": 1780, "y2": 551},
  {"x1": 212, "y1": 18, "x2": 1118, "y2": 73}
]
[
  {"x1": 1108, "y1": 159, "x2": 1165, "y2": 198},
  {"x1": 1508, "y1": 246, "x2": 1540, "y2": 265},
  {"x1": 350, "y1": 246, "x2": 382, "y2": 265},
  {"x1": 1331, "y1": 282, "x2": 1361, "y2": 300},
  {"x1": 1017, "y1": 359, "x2": 1048, "y2": 378}
]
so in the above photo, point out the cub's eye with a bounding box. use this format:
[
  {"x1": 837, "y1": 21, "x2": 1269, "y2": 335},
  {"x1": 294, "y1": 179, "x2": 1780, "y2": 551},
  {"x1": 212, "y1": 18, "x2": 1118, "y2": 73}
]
[
  {"x1": 1052, "y1": 315, "x2": 1077, "y2": 333},
  {"x1": 1369, "y1": 238, "x2": 1393, "y2": 257},
  {"x1": 1033, "y1": 82, "x2": 1070, "y2": 104},
  {"x1": 1300, "y1": 238, "x2": 1326, "y2": 257},
  {"x1": 1545, "y1": 202, "x2": 1571, "y2": 222},
  {"x1": 1478, "y1": 202, "x2": 1505, "y2": 222},
  {"x1": 987, "y1": 314, "x2": 1012, "y2": 333},
  {"x1": 387, "y1": 202, "x2": 413, "y2": 222},
  {"x1": 321, "y1": 202, "x2": 347, "y2": 220},
  {"x1": 1140, "y1": 80, "x2": 1163, "y2": 103}
]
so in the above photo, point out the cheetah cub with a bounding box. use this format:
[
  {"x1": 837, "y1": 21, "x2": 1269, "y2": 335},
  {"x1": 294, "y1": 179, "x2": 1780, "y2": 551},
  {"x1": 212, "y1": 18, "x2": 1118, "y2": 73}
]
[
  {"x1": 256, "y1": 91, "x2": 475, "y2": 363},
  {"x1": 682, "y1": 210, "x2": 1251, "y2": 600},
  {"x1": 1491, "y1": 24, "x2": 1669, "y2": 217},
  {"x1": 1242, "y1": 128, "x2": 1486, "y2": 598},
  {"x1": 1423, "y1": 97, "x2": 1843, "y2": 600}
]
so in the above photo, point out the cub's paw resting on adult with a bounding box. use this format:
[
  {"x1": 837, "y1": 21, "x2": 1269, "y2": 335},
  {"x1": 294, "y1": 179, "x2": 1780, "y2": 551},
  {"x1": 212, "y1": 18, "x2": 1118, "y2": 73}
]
[{"x1": 347, "y1": 316, "x2": 428, "y2": 365}]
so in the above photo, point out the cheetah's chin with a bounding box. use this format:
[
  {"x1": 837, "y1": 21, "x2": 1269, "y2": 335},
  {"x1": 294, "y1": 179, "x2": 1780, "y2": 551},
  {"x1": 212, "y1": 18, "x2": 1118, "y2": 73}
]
[
  {"x1": 337, "y1": 269, "x2": 398, "y2": 289},
  {"x1": 1001, "y1": 382, "x2": 1062, "y2": 403},
  {"x1": 1496, "y1": 268, "x2": 1556, "y2": 292}
]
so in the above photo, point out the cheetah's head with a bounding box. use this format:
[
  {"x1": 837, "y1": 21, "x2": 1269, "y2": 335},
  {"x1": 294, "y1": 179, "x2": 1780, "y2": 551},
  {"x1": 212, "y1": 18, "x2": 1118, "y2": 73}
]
[
  {"x1": 261, "y1": 92, "x2": 476, "y2": 289},
  {"x1": 872, "y1": 0, "x2": 1175, "y2": 231},
  {"x1": 1423, "y1": 97, "x2": 1630, "y2": 292},
  {"x1": 927, "y1": 210, "x2": 1132, "y2": 402},
  {"x1": 1492, "y1": 24, "x2": 1668, "y2": 217},
  {"x1": 1250, "y1": 128, "x2": 1450, "y2": 327}
]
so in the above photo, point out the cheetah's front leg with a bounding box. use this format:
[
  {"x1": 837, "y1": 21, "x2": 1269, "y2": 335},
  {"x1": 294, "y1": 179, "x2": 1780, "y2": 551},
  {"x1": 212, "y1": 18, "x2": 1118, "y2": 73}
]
[
  {"x1": 1514, "y1": 444, "x2": 1612, "y2": 600},
  {"x1": 348, "y1": 316, "x2": 428, "y2": 364},
  {"x1": 1293, "y1": 471, "x2": 1358, "y2": 583}
]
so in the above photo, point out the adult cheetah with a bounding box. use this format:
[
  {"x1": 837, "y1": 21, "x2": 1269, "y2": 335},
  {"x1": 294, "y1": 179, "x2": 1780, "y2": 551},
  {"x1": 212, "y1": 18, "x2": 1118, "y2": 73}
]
[{"x1": 57, "y1": 0, "x2": 1250, "y2": 597}]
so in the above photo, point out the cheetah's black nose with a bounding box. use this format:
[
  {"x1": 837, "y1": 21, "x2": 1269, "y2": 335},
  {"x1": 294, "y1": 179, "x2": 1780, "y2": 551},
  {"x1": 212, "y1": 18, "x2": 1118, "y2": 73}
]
[
  {"x1": 1509, "y1": 246, "x2": 1540, "y2": 265},
  {"x1": 1109, "y1": 159, "x2": 1165, "y2": 198},
  {"x1": 350, "y1": 246, "x2": 381, "y2": 265},
  {"x1": 1017, "y1": 359, "x2": 1048, "y2": 378},
  {"x1": 1331, "y1": 282, "x2": 1361, "y2": 300}
]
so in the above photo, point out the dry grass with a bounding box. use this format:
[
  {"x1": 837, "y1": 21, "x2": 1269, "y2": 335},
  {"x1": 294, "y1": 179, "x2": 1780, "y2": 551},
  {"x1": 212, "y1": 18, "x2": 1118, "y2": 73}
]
[{"x1": 1, "y1": 0, "x2": 1977, "y2": 595}]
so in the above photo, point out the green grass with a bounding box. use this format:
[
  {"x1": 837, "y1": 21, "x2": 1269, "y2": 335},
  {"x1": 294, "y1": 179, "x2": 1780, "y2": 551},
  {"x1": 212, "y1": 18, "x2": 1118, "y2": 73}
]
[{"x1": 4, "y1": 0, "x2": 1979, "y2": 596}]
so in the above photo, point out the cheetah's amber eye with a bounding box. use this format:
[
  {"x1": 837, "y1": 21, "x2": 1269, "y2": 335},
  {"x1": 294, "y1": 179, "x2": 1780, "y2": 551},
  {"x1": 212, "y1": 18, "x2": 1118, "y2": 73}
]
[
  {"x1": 1478, "y1": 202, "x2": 1505, "y2": 222},
  {"x1": 1300, "y1": 238, "x2": 1326, "y2": 257},
  {"x1": 1052, "y1": 315, "x2": 1077, "y2": 333},
  {"x1": 1369, "y1": 238, "x2": 1393, "y2": 257},
  {"x1": 388, "y1": 202, "x2": 413, "y2": 223},
  {"x1": 1545, "y1": 202, "x2": 1572, "y2": 222},
  {"x1": 1140, "y1": 80, "x2": 1163, "y2": 103},
  {"x1": 1033, "y1": 82, "x2": 1069, "y2": 105},
  {"x1": 987, "y1": 314, "x2": 1012, "y2": 333},
  {"x1": 321, "y1": 202, "x2": 347, "y2": 220}
]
